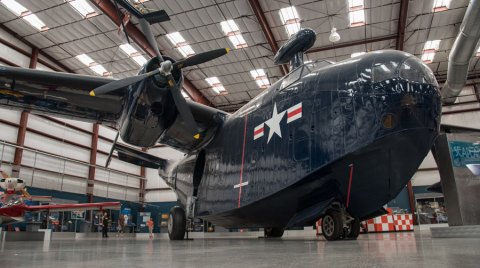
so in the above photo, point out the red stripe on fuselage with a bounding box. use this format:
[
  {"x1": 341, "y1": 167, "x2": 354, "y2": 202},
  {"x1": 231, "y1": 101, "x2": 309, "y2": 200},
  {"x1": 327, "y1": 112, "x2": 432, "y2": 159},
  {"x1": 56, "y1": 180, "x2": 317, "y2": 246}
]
[{"x1": 287, "y1": 107, "x2": 302, "y2": 118}]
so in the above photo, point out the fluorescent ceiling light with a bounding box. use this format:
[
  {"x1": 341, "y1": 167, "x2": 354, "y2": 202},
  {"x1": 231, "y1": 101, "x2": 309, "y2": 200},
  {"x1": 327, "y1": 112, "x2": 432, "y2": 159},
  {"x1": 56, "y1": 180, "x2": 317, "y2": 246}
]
[
  {"x1": 119, "y1": 43, "x2": 147, "y2": 66},
  {"x1": 421, "y1": 40, "x2": 441, "y2": 63},
  {"x1": 132, "y1": 0, "x2": 150, "y2": 3},
  {"x1": 76, "y1": 54, "x2": 95, "y2": 66},
  {"x1": 76, "y1": 54, "x2": 111, "y2": 76},
  {"x1": 205, "y1": 77, "x2": 227, "y2": 94},
  {"x1": 22, "y1": 14, "x2": 48, "y2": 31},
  {"x1": 220, "y1": 20, "x2": 248, "y2": 49},
  {"x1": 279, "y1": 6, "x2": 301, "y2": 37},
  {"x1": 433, "y1": 0, "x2": 451, "y2": 12},
  {"x1": 477, "y1": 46, "x2": 480, "y2": 57},
  {"x1": 66, "y1": 0, "x2": 97, "y2": 18},
  {"x1": 348, "y1": 0, "x2": 365, "y2": 27},
  {"x1": 166, "y1": 32, "x2": 195, "y2": 57},
  {"x1": 351, "y1": 52, "x2": 366, "y2": 58},
  {"x1": 132, "y1": 55, "x2": 147, "y2": 66},
  {"x1": 181, "y1": 91, "x2": 190, "y2": 99},
  {"x1": 1, "y1": 0, "x2": 48, "y2": 31},
  {"x1": 250, "y1": 69, "x2": 270, "y2": 89},
  {"x1": 1, "y1": 0, "x2": 28, "y2": 16}
]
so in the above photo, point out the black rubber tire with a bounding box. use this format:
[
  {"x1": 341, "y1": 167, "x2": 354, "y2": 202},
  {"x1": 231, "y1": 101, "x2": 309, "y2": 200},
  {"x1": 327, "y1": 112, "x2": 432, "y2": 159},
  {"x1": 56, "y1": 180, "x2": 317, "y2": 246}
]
[
  {"x1": 321, "y1": 210, "x2": 343, "y2": 241},
  {"x1": 346, "y1": 217, "x2": 360, "y2": 239},
  {"x1": 168, "y1": 206, "x2": 186, "y2": 240},
  {"x1": 264, "y1": 227, "x2": 284, "y2": 238}
]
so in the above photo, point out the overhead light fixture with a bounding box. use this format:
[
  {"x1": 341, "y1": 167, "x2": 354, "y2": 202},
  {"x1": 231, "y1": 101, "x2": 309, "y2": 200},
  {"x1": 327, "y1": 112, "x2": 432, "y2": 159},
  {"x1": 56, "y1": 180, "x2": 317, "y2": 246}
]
[
  {"x1": 1, "y1": 0, "x2": 48, "y2": 32},
  {"x1": 351, "y1": 52, "x2": 366, "y2": 58},
  {"x1": 421, "y1": 40, "x2": 441, "y2": 64},
  {"x1": 250, "y1": 69, "x2": 270, "y2": 89},
  {"x1": 76, "y1": 54, "x2": 111, "y2": 77},
  {"x1": 348, "y1": 0, "x2": 365, "y2": 27},
  {"x1": 181, "y1": 90, "x2": 191, "y2": 100},
  {"x1": 279, "y1": 6, "x2": 301, "y2": 37},
  {"x1": 205, "y1": 77, "x2": 227, "y2": 95},
  {"x1": 166, "y1": 32, "x2": 195, "y2": 58},
  {"x1": 476, "y1": 46, "x2": 480, "y2": 57},
  {"x1": 433, "y1": 0, "x2": 451, "y2": 12},
  {"x1": 220, "y1": 20, "x2": 248, "y2": 49},
  {"x1": 66, "y1": 0, "x2": 98, "y2": 19},
  {"x1": 119, "y1": 43, "x2": 148, "y2": 66},
  {"x1": 329, "y1": 27, "x2": 341, "y2": 43}
]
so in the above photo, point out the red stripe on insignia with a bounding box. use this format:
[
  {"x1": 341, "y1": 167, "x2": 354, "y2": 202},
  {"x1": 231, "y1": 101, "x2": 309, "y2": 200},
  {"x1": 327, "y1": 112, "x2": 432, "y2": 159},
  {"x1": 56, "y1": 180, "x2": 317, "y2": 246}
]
[
  {"x1": 288, "y1": 107, "x2": 302, "y2": 118},
  {"x1": 253, "y1": 127, "x2": 264, "y2": 136}
]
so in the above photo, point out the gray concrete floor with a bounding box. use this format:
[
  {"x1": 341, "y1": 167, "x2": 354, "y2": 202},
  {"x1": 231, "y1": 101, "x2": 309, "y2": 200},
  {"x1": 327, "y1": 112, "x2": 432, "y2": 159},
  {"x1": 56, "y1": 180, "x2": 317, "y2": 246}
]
[{"x1": 1, "y1": 231, "x2": 479, "y2": 268}]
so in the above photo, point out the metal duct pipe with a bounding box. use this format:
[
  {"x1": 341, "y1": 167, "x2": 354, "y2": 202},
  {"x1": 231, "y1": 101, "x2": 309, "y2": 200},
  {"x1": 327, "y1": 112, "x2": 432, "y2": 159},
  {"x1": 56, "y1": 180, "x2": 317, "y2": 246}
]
[{"x1": 441, "y1": 0, "x2": 480, "y2": 104}]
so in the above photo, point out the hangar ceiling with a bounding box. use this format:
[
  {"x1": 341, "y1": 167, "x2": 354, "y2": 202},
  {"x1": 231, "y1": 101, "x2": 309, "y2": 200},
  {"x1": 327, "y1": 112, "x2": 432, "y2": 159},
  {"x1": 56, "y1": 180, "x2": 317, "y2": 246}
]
[{"x1": 0, "y1": 0, "x2": 478, "y2": 112}]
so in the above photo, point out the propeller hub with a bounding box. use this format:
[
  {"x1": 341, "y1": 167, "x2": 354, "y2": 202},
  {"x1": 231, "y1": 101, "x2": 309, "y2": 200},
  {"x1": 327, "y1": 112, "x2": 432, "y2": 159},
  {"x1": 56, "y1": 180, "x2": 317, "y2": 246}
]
[{"x1": 159, "y1": 60, "x2": 173, "y2": 76}]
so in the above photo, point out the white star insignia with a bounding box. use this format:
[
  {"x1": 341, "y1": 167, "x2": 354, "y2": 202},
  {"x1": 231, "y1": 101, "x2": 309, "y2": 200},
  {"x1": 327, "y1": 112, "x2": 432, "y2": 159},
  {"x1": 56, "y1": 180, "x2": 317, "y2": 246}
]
[{"x1": 264, "y1": 103, "x2": 285, "y2": 143}]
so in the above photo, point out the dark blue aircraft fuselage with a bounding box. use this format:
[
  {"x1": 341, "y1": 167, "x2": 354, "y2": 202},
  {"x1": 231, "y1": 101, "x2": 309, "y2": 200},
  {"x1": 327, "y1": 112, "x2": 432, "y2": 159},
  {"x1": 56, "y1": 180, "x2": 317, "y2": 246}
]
[{"x1": 172, "y1": 50, "x2": 441, "y2": 228}]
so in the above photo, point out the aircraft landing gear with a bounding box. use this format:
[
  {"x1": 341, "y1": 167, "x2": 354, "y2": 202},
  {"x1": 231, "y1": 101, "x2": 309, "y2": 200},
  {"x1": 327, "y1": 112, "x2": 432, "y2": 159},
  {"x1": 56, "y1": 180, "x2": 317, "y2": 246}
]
[
  {"x1": 168, "y1": 206, "x2": 186, "y2": 240},
  {"x1": 321, "y1": 207, "x2": 360, "y2": 241},
  {"x1": 264, "y1": 227, "x2": 284, "y2": 238}
]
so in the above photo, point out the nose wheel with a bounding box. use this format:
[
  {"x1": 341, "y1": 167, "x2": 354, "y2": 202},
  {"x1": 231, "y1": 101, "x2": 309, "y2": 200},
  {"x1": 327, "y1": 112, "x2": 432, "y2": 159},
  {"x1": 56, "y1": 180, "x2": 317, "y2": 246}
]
[
  {"x1": 264, "y1": 227, "x2": 284, "y2": 238},
  {"x1": 167, "y1": 206, "x2": 186, "y2": 240}
]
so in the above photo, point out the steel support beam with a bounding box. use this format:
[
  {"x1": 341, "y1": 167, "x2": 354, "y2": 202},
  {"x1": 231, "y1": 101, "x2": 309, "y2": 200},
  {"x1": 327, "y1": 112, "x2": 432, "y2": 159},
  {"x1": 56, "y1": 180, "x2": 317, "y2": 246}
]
[
  {"x1": 307, "y1": 34, "x2": 397, "y2": 54},
  {"x1": 139, "y1": 148, "x2": 147, "y2": 211},
  {"x1": 474, "y1": 84, "x2": 480, "y2": 103},
  {"x1": 248, "y1": 0, "x2": 288, "y2": 76},
  {"x1": 90, "y1": 0, "x2": 212, "y2": 106},
  {"x1": 0, "y1": 24, "x2": 74, "y2": 73},
  {"x1": 407, "y1": 181, "x2": 417, "y2": 225},
  {"x1": 11, "y1": 48, "x2": 38, "y2": 177},
  {"x1": 87, "y1": 123, "x2": 99, "y2": 203},
  {"x1": 396, "y1": 0, "x2": 409, "y2": 50}
]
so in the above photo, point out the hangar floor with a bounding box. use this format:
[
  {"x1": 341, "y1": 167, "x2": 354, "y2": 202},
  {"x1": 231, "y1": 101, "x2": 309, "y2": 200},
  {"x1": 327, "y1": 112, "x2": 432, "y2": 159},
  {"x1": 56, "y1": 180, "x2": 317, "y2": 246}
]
[{"x1": 1, "y1": 231, "x2": 479, "y2": 268}]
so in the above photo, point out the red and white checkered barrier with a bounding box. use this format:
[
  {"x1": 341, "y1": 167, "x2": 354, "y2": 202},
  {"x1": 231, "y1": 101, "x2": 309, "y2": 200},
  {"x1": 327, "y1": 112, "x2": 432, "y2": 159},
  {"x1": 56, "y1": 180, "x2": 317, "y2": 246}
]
[
  {"x1": 366, "y1": 215, "x2": 395, "y2": 232},
  {"x1": 392, "y1": 214, "x2": 413, "y2": 231}
]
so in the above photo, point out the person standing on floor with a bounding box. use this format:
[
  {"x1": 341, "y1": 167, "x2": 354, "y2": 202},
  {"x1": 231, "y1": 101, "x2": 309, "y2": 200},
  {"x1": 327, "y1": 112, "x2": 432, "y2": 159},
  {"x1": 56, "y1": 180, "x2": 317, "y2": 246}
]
[
  {"x1": 147, "y1": 217, "x2": 154, "y2": 239},
  {"x1": 102, "y1": 212, "x2": 109, "y2": 238},
  {"x1": 118, "y1": 214, "x2": 125, "y2": 235}
]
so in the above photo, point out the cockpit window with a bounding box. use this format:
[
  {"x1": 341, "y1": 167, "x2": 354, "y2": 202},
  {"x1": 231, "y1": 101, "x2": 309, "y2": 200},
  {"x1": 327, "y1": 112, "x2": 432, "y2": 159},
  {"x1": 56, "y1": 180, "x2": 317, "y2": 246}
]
[
  {"x1": 373, "y1": 61, "x2": 399, "y2": 83},
  {"x1": 280, "y1": 66, "x2": 303, "y2": 90},
  {"x1": 400, "y1": 58, "x2": 436, "y2": 85}
]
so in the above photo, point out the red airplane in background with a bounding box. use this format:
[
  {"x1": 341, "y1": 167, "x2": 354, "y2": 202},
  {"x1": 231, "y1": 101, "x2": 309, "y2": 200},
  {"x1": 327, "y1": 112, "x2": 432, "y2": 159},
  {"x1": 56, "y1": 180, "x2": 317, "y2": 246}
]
[{"x1": 0, "y1": 171, "x2": 120, "y2": 225}]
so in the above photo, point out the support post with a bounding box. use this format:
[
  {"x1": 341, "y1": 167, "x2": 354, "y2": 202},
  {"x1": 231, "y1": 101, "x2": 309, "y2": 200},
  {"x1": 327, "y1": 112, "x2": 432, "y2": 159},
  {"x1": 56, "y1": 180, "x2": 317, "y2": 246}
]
[
  {"x1": 87, "y1": 123, "x2": 99, "y2": 203},
  {"x1": 406, "y1": 181, "x2": 417, "y2": 225},
  {"x1": 11, "y1": 48, "x2": 38, "y2": 177},
  {"x1": 139, "y1": 149, "x2": 146, "y2": 211}
]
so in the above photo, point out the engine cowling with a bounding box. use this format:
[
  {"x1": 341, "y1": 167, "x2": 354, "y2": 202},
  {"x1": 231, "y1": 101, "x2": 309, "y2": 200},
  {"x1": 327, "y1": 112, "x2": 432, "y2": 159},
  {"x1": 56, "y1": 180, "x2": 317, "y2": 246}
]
[{"x1": 117, "y1": 56, "x2": 181, "y2": 147}]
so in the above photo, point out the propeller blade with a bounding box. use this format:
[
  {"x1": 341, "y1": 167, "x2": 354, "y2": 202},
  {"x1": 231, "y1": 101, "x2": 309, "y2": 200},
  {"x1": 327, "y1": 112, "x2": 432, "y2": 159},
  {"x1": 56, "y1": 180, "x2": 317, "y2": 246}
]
[
  {"x1": 173, "y1": 48, "x2": 230, "y2": 70},
  {"x1": 89, "y1": 69, "x2": 158, "y2": 96},
  {"x1": 166, "y1": 74, "x2": 200, "y2": 140},
  {"x1": 138, "y1": 18, "x2": 164, "y2": 63}
]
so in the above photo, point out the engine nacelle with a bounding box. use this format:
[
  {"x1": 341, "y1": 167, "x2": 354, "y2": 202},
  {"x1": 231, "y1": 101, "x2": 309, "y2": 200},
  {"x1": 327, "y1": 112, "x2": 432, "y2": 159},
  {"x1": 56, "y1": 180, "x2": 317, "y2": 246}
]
[{"x1": 117, "y1": 56, "x2": 181, "y2": 147}]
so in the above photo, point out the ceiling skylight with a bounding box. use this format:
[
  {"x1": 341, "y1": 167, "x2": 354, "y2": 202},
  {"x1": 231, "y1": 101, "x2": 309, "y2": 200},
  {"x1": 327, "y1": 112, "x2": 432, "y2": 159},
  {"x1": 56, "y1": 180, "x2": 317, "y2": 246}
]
[
  {"x1": 433, "y1": 0, "x2": 451, "y2": 12},
  {"x1": 66, "y1": 0, "x2": 97, "y2": 18},
  {"x1": 220, "y1": 20, "x2": 248, "y2": 49},
  {"x1": 250, "y1": 69, "x2": 270, "y2": 89},
  {"x1": 76, "y1": 54, "x2": 111, "y2": 77},
  {"x1": 279, "y1": 6, "x2": 301, "y2": 37},
  {"x1": 205, "y1": 77, "x2": 227, "y2": 95},
  {"x1": 1, "y1": 0, "x2": 48, "y2": 31},
  {"x1": 348, "y1": 0, "x2": 365, "y2": 27},
  {"x1": 421, "y1": 40, "x2": 441, "y2": 64},
  {"x1": 119, "y1": 43, "x2": 148, "y2": 66},
  {"x1": 166, "y1": 32, "x2": 195, "y2": 57}
]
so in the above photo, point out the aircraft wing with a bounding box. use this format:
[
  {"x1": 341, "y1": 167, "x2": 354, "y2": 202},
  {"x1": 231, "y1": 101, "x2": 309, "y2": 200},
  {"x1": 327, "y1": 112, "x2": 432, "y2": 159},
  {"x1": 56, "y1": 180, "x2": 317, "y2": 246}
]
[
  {"x1": 26, "y1": 196, "x2": 53, "y2": 202},
  {"x1": 24, "y1": 202, "x2": 121, "y2": 212},
  {"x1": 0, "y1": 66, "x2": 123, "y2": 125}
]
